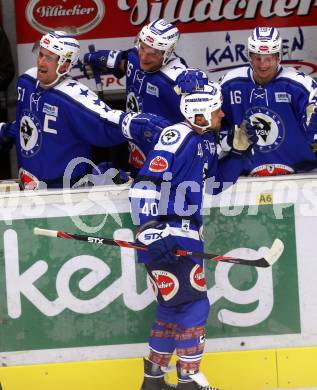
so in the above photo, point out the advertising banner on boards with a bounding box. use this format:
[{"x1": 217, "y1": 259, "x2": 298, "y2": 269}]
[{"x1": 14, "y1": 0, "x2": 317, "y2": 93}]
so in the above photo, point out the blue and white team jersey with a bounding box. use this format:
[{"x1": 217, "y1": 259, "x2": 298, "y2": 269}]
[
  {"x1": 221, "y1": 65, "x2": 317, "y2": 176},
  {"x1": 4, "y1": 67, "x2": 124, "y2": 189},
  {"x1": 130, "y1": 123, "x2": 247, "y2": 266},
  {"x1": 123, "y1": 48, "x2": 188, "y2": 174}
]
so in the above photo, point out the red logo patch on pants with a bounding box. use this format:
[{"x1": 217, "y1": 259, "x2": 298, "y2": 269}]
[
  {"x1": 151, "y1": 270, "x2": 179, "y2": 301},
  {"x1": 190, "y1": 264, "x2": 207, "y2": 292}
]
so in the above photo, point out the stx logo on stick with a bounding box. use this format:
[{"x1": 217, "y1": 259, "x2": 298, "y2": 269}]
[{"x1": 88, "y1": 237, "x2": 104, "y2": 244}]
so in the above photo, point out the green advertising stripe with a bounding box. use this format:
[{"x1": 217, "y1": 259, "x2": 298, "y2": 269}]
[{"x1": 0, "y1": 204, "x2": 299, "y2": 353}]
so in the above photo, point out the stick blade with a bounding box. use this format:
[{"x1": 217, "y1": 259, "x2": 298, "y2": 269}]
[
  {"x1": 33, "y1": 227, "x2": 58, "y2": 237},
  {"x1": 264, "y1": 239, "x2": 284, "y2": 266}
]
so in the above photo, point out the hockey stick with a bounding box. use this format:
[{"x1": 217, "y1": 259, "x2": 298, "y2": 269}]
[
  {"x1": 88, "y1": 44, "x2": 104, "y2": 101},
  {"x1": 33, "y1": 227, "x2": 284, "y2": 268}
]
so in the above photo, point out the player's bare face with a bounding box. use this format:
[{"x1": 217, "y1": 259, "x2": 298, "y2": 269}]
[
  {"x1": 250, "y1": 53, "x2": 279, "y2": 85},
  {"x1": 37, "y1": 48, "x2": 59, "y2": 87},
  {"x1": 193, "y1": 108, "x2": 224, "y2": 134},
  {"x1": 138, "y1": 42, "x2": 164, "y2": 72},
  {"x1": 210, "y1": 108, "x2": 225, "y2": 130}
]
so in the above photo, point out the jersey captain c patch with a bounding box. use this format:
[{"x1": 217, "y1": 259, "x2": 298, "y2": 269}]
[
  {"x1": 246, "y1": 106, "x2": 284, "y2": 152},
  {"x1": 19, "y1": 110, "x2": 42, "y2": 157}
]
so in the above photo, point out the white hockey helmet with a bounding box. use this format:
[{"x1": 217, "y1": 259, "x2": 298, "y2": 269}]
[
  {"x1": 40, "y1": 31, "x2": 80, "y2": 76},
  {"x1": 180, "y1": 82, "x2": 223, "y2": 130},
  {"x1": 248, "y1": 27, "x2": 282, "y2": 60},
  {"x1": 138, "y1": 19, "x2": 180, "y2": 65}
]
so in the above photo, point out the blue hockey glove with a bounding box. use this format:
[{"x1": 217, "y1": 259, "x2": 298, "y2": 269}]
[
  {"x1": 120, "y1": 112, "x2": 171, "y2": 144},
  {"x1": 84, "y1": 49, "x2": 123, "y2": 69},
  {"x1": 136, "y1": 222, "x2": 179, "y2": 264},
  {"x1": 83, "y1": 49, "x2": 124, "y2": 79},
  {"x1": 243, "y1": 120, "x2": 260, "y2": 144},
  {"x1": 175, "y1": 68, "x2": 208, "y2": 94}
]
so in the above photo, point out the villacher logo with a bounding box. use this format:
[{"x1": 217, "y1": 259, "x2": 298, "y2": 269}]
[{"x1": 26, "y1": 0, "x2": 105, "y2": 35}]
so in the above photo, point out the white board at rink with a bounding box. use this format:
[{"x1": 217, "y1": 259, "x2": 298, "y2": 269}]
[{"x1": 0, "y1": 173, "x2": 317, "y2": 366}]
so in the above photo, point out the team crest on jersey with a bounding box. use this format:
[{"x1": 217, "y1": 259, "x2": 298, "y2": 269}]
[
  {"x1": 246, "y1": 107, "x2": 284, "y2": 152},
  {"x1": 126, "y1": 90, "x2": 143, "y2": 113},
  {"x1": 149, "y1": 156, "x2": 168, "y2": 172},
  {"x1": 19, "y1": 111, "x2": 42, "y2": 157},
  {"x1": 190, "y1": 264, "x2": 207, "y2": 292},
  {"x1": 151, "y1": 270, "x2": 179, "y2": 301},
  {"x1": 161, "y1": 129, "x2": 181, "y2": 145}
]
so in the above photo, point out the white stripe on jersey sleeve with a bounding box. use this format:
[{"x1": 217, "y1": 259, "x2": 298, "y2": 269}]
[
  {"x1": 129, "y1": 187, "x2": 161, "y2": 200},
  {"x1": 55, "y1": 78, "x2": 108, "y2": 116},
  {"x1": 103, "y1": 109, "x2": 123, "y2": 124}
]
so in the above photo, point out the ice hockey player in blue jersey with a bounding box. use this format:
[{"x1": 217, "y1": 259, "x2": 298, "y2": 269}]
[
  {"x1": 129, "y1": 82, "x2": 254, "y2": 390},
  {"x1": 83, "y1": 19, "x2": 207, "y2": 176},
  {"x1": 0, "y1": 31, "x2": 169, "y2": 189},
  {"x1": 220, "y1": 26, "x2": 317, "y2": 176}
]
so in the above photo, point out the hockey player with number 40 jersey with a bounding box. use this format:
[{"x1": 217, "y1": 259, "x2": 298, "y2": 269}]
[
  {"x1": 220, "y1": 26, "x2": 317, "y2": 176},
  {"x1": 0, "y1": 31, "x2": 169, "y2": 189},
  {"x1": 130, "y1": 82, "x2": 254, "y2": 390}
]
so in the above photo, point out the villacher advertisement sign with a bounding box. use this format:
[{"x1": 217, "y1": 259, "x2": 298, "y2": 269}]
[{"x1": 14, "y1": 1, "x2": 317, "y2": 91}]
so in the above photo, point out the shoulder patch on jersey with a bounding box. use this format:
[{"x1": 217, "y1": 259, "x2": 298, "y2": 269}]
[
  {"x1": 161, "y1": 128, "x2": 181, "y2": 145},
  {"x1": 149, "y1": 156, "x2": 168, "y2": 172},
  {"x1": 155, "y1": 123, "x2": 192, "y2": 153}
]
